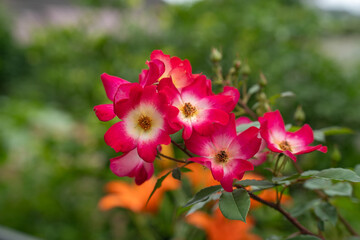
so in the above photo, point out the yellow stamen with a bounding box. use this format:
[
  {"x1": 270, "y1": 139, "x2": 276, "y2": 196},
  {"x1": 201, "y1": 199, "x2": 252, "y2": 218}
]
[
  {"x1": 215, "y1": 150, "x2": 229, "y2": 163},
  {"x1": 138, "y1": 115, "x2": 152, "y2": 131},
  {"x1": 181, "y1": 102, "x2": 197, "y2": 118},
  {"x1": 279, "y1": 141, "x2": 292, "y2": 152}
]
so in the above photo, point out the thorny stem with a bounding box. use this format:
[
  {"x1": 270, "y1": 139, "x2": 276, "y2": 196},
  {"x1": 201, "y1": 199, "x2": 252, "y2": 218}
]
[
  {"x1": 236, "y1": 185, "x2": 322, "y2": 238},
  {"x1": 291, "y1": 161, "x2": 359, "y2": 236},
  {"x1": 157, "y1": 152, "x2": 187, "y2": 163},
  {"x1": 237, "y1": 100, "x2": 258, "y2": 120},
  {"x1": 171, "y1": 140, "x2": 194, "y2": 158}
]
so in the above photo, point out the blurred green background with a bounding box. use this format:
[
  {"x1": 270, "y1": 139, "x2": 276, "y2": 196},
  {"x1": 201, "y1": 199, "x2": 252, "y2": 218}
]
[{"x1": 0, "y1": 0, "x2": 360, "y2": 239}]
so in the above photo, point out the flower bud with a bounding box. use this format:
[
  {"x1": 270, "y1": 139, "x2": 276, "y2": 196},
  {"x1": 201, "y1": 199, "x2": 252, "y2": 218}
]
[
  {"x1": 241, "y1": 63, "x2": 251, "y2": 75},
  {"x1": 259, "y1": 72, "x2": 267, "y2": 87},
  {"x1": 258, "y1": 92, "x2": 267, "y2": 102},
  {"x1": 294, "y1": 105, "x2": 305, "y2": 123},
  {"x1": 234, "y1": 59, "x2": 241, "y2": 69},
  {"x1": 210, "y1": 48, "x2": 222, "y2": 62},
  {"x1": 331, "y1": 145, "x2": 341, "y2": 162},
  {"x1": 228, "y1": 67, "x2": 236, "y2": 75}
]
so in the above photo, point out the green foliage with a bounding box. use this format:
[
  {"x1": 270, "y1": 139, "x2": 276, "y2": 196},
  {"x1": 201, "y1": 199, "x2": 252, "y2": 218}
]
[
  {"x1": 236, "y1": 121, "x2": 260, "y2": 133},
  {"x1": 287, "y1": 235, "x2": 322, "y2": 240},
  {"x1": 184, "y1": 185, "x2": 222, "y2": 207},
  {"x1": 313, "y1": 202, "x2": 338, "y2": 225},
  {"x1": 304, "y1": 168, "x2": 360, "y2": 182},
  {"x1": 219, "y1": 189, "x2": 250, "y2": 222},
  {"x1": 146, "y1": 171, "x2": 172, "y2": 205},
  {"x1": 236, "y1": 179, "x2": 275, "y2": 191},
  {"x1": 304, "y1": 179, "x2": 353, "y2": 197},
  {"x1": 1, "y1": 0, "x2": 360, "y2": 239},
  {"x1": 171, "y1": 167, "x2": 182, "y2": 180}
]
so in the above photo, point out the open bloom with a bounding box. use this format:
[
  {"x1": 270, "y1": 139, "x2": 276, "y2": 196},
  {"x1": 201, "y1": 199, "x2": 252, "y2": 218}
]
[
  {"x1": 259, "y1": 110, "x2": 327, "y2": 161},
  {"x1": 158, "y1": 76, "x2": 239, "y2": 139},
  {"x1": 186, "y1": 208, "x2": 261, "y2": 240},
  {"x1": 185, "y1": 114, "x2": 262, "y2": 192},
  {"x1": 105, "y1": 84, "x2": 178, "y2": 162}
]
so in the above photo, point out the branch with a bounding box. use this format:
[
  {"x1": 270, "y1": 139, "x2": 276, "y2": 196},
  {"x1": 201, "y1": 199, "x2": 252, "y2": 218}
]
[
  {"x1": 236, "y1": 185, "x2": 322, "y2": 238},
  {"x1": 292, "y1": 161, "x2": 359, "y2": 236},
  {"x1": 157, "y1": 152, "x2": 187, "y2": 163},
  {"x1": 237, "y1": 100, "x2": 257, "y2": 120},
  {"x1": 171, "y1": 140, "x2": 194, "y2": 158}
]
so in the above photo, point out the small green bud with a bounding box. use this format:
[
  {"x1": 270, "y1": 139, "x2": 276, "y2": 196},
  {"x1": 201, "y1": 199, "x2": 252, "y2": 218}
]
[
  {"x1": 259, "y1": 72, "x2": 267, "y2": 87},
  {"x1": 241, "y1": 63, "x2": 251, "y2": 75},
  {"x1": 210, "y1": 48, "x2": 222, "y2": 62},
  {"x1": 294, "y1": 105, "x2": 305, "y2": 123},
  {"x1": 331, "y1": 145, "x2": 341, "y2": 162},
  {"x1": 228, "y1": 67, "x2": 236, "y2": 75},
  {"x1": 234, "y1": 60, "x2": 241, "y2": 69},
  {"x1": 258, "y1": 92, "x2": 267, "y2": 102}
]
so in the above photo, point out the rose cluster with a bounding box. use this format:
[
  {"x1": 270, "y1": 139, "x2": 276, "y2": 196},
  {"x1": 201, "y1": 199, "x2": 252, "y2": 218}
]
[{"x1": 94, "y1": 50, "x2": 327, "y2": 191}]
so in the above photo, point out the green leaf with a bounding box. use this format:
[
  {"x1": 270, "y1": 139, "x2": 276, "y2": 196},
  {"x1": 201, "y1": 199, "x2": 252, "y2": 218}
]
[
  {"x1": 317, "y1": 219, "x2": 325, "y2": 232},
  {"x1": 285, "y1": 124, "x2": 293, "y2": 131},
  {"x1": 184, "y1": 185, "x2": 222, "y2": 207},
  {"x1": 146, "y1": 171, "x2": 171, "y2": 206},
  {"x1": 324, "y1": 182, "x2": 352, "y2": 197},
  {"x1": 301, "y1": 170, "x2": 320, "y2": 177},
  {"x1": 186, "y1": 201, "x2": 207, "y2": 215},
  {"x1": 304, "y1": 179, "x2": 352, "y2": 197},
  {"x1": 301, "y1": 168, "x2": 360, "y2": 182},
  {"x1": 290, "y1": 199, "x2": 321, "y2": 217},
  {"x1": 269, "y1": 91, "x2": 295, "y2": 104},
  {"x1": 314, "y1": 202, "x2": 337, "y2": 225},
  {"x1": 346, "y1": 237, "x2": 360, "y2": 240},
  {"x1": 313, "y1": 127, "x2": 353, "y2": 142},
  {"x1": 236, "y1": 121, "x2": 260, "y2": 133},
  {"x1": 186, "y1": 193, "x2": 221, "y2": 216},
  {"x1": 236, "y1": 179, "x2": 275, "y2": 191},
  {"x1": 287, "y1": 235, "x2": 321, "y2": 240},
  {"x1": 266, "y1": 236, "x2": 283, "y2": 240},
  {"x1": 281, "y1": 91, "x2": 295, "y2": 97},
  {"x1": 316, "y1": 168, "x2": 360, "y2": 182},
  {"x1": 313, "y1": 130, "x2": 325, "y2": 142},
  {"x1": 219, "y1": 188, "x2": 250, "y2": 222},
  {"x1": 320, "y1": 127, "x2": 353, "y2": 136},
  {"x1": 272, "y1": 174, "x2": 300, "y2": 184},
  {"x1": 304, "y1": 178, "x2": 332, "y2": 190},
  {"x1": 180, "y1": 167, "x2": 192, "y2": 173},
  {"x1": 354, "y1": 164, "x2": 360, "y2": 176},
  {"x1": 176, "y1": 205, "x2": 191, "y2": 217},
  {"x1": 248, "y1": 84, "x2": 260, "y2": 96},
  {"x1": 172, "y1": 167, "x2": 181, "y2": 180}
]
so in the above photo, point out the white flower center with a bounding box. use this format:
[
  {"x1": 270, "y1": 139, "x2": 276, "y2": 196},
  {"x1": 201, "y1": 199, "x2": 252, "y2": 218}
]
[{"x1": 125, "y1": 103, "x2": 164, "y2": 141}]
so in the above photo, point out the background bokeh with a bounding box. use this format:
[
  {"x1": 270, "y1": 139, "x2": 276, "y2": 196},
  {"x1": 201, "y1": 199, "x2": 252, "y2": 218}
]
[{"x1": 0, "y1": 0, "x2": 359, "y2": 239}]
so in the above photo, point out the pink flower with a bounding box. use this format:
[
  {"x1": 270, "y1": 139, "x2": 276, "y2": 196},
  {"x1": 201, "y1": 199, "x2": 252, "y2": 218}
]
[
  {"x1": 150, "y1": 50, "x2": 195, "y2": 89},
  {"x1": 235, "y1": 116, "x2": 269, "y2": 166},
  {"x1": 105, "y1": 84, "x2": 178, "y2": 162},
  {"x1": 93, "y1": 73, "x2": 129, "y2": 121},
  {"x1": 158, "y1": 75, "x2": 239, "y2": 139},
  {"x1": 139, "y1": 59, "x2": 165, "y2": 87},
  {"x1": 185, "y1": 114, "x2": 262, "y2": 192},
  {"x1": 110, "y1": 148, "x2": 154, "y2": 185},
  {"x1": 259, "y1": 110, "x2": 327, "y2": 161}
]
